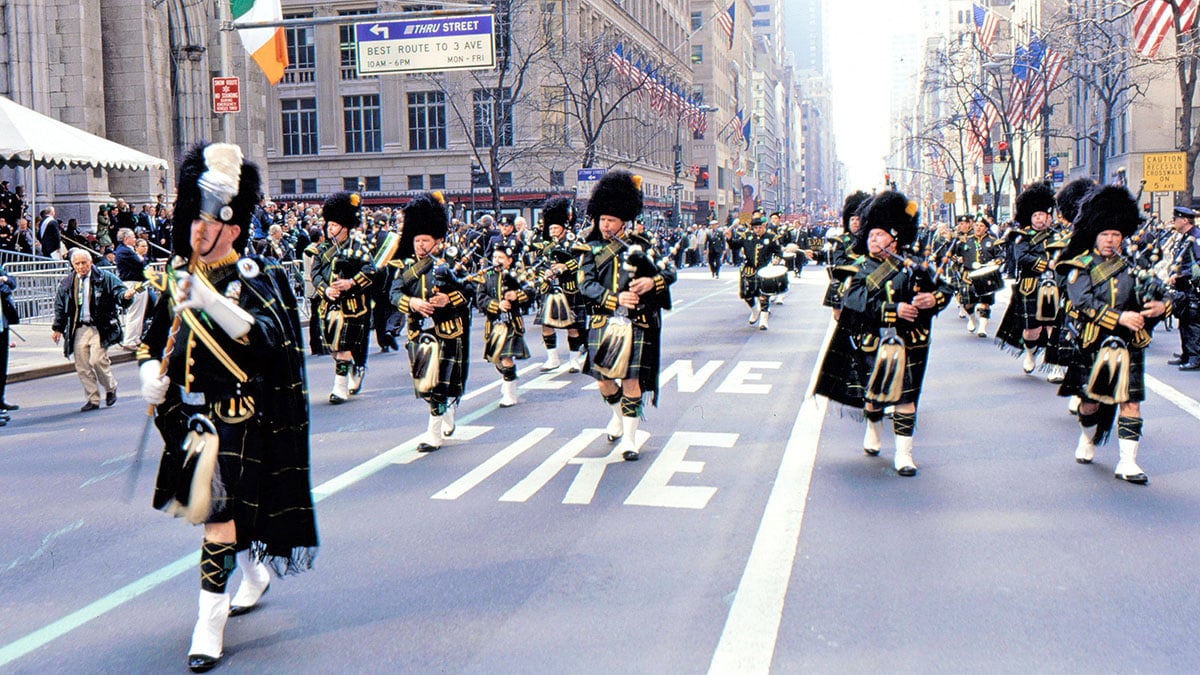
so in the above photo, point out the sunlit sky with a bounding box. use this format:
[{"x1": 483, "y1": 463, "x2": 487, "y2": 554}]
[{"x1": 819, "y1": 0, "x2": 921, "y2": 191}]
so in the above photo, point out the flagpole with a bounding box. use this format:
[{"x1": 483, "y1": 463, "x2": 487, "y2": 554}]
[{"x1": 219, "y1": 0, "x2": 232, "y2": 143}]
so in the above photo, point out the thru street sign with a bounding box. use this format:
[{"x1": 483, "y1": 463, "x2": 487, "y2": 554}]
[{"x1": 355, "y1": 14, "x2": 496, "y2": 75}]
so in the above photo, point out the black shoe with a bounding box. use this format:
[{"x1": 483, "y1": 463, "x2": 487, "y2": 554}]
[
  {"x1": 188, "y1": 653, "x2": 219, "y2": 672},
  {"x1": 1181, "y1": 362, "x2": 1200, "y2": 371},
  {"x1": 622, "y1": 449, "x2": 640, "y2": 461},
  {"x1": 0, "y1": 417, "x2": 7, "y2": 427},
  {"x1": 897, "y1": 466, "x2": 917, "y2": 477},
  {"x1": 864, "y1": 447, "x2": 880, "y2": 457},
  {"x1": 105, "y1": 390, "x2": 117, "y2": 407},
  {"x1": 1168, "y1": 356, "x2": 1187, "y2": 365},
  {"x1": 416, "y1": 442, "x2": 440, "y2": 453},
  {"x1": 80, "y1": 402, "x2": 100, "y2": 412},
  {"x1": 0, "y1": 401, "x2": 18, "y2": 411},
  {"x1": 1116, "y1": 472, "x2": 1149, "y2": 485}
]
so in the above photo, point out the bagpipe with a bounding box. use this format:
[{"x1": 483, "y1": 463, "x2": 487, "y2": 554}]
[{"x1": 591, "y1": 234, "x2": 673, "y2": 380}]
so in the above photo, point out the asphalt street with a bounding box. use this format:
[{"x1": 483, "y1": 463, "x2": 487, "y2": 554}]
[{"x1": 1, "y1": 267, "x2": 1199, "y2": 673}]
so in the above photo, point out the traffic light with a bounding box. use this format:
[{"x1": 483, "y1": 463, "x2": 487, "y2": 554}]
[
  {"x1": 983, "y1": 175, "x2": 991, "y2": 191},
  {"x1": 674, "y1": 159, "x2": 683, "y2": 176},
  {"x1": 666, "y1": 209, "x2": 674, "y2": 220},
  {"x1": 471, "y1": 162, "x2": 489, "y2": 188},
  {"x1": 696, "y1": 166, "x2": 709, "y2": 189},
  {"x1": 997, "y1": 141, "x2": 1009, "y2": 162}
]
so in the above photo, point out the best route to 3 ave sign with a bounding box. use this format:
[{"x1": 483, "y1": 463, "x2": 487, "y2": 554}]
[{"x1": 355, "y1": 13, "x2": 496, "y2": 75}]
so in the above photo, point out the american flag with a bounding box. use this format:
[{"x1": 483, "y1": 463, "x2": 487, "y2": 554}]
[
  {"x1": 1133, "y1": 0, "x2": 1198, "y2": 58},
  {"x1": 965, "y1": 94, "x2": 990, "y2": 161},
  {"x1": 1007, "y1": 43, "x2": 1029, "y2": 128},
  {"x1": 1025, "y1": 40, "x2": 1064, "y2": 118},
  {"x1": 717, "y1": 2, "x2": 735, "y2": 49},
  {"x1": 973, "y1": 3, "x2": 999, "y2": 54}
]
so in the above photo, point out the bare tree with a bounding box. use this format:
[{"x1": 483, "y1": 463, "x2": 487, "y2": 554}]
[{"x1": 421, "y1": 0, "x2": 553, "y2": 213}]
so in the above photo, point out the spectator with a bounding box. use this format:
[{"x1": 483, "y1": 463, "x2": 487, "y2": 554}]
[
  {"x1": 13, "y1": 218, "x2": 34, "y2": 255},
  {"x1": 114, "y1": 228, "x2": 149, "y2": 350},
  {"x1": 0, "y1": 217, "x2": 13, "y2": 251},
  {"x1": 51, "y1": 248, "x2": 135, "y2": 411},
  {"x1": 39, "y1": 206, "x2": 63, "y2": 259}
]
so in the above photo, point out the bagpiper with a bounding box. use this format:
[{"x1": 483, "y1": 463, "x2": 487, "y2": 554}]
[
  {"x1": 389, "y1": 192, "x2": 473, "y2": 452},
  {"x1": 138, "y1": 143, "x2": 317, "y2": 671},
  {"x1": 995, "y1": 183, "x2": 1063, "y2": 377},
  {"x1": 823, "y1": 191, "x2": 870, "y2": 318},
  {"x1": 577, "y1": 171, "x2": 676, "y2": 461},
  {"x1": 1056, "y1": 185, "x2": 1171, "y2": 484},
  {"x1": 310, "y1": 192, "x2": 376, "y2": 403},
  {"x1": 534, "y1": 196, "x2": 588, "y2": 372},
  {"x1": 814, "y1": 191, "x2": 954, "y2": 476},
  {"x1": 476, "y1": 243, "x2": 534, "y2": 407}
]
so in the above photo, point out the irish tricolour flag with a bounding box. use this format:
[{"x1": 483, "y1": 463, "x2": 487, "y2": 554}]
[{"x1": 231, "y1": 0, "x2": 288, "y2": 85}]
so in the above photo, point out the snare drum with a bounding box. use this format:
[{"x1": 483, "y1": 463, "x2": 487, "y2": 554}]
[
  {"x1": 967, "y1": 264, "x2": 1004, "y2": 296},
  {"x1": 758, "y1": 264, "x2": 790, "y2": 294}
]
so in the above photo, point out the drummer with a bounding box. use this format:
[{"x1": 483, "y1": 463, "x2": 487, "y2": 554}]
[
  {"x1": 956, "y1": 216, "x2": 1002, "y2": 337},
  {"x1": 728, "y1": 215, "x2": 784, "y2": 330}
]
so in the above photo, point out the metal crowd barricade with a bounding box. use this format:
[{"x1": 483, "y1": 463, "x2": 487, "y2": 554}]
[{"x1": 2, "y1": 254, "x2": 309, "y2": 324}]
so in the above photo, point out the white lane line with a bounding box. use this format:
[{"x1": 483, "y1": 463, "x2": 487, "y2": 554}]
[
  {"x1": 431, "y1": 427, "x2": 554, "y2": 500},
  {"x1": 708, "y1": 318, "x2": 836, "y2": 674},
  {"x1": 1146, "y1": 374, "x2": 1200, "y2": 422}
]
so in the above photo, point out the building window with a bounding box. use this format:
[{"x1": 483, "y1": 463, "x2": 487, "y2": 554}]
[
  {"x1": 408, "y1": 174, "x2": 425, "y2": 190},
  {"x1": 430, "y1": 174, "x2": 446, "y2": 190},
  {"x1": 281, "y1": 97, "x2": 317, "y2": 156},
  {"x1": 541, "y1": 86, "x2": 567, "y2": 143},
  {"x1": 283, "y1": 17, "x2": 314, "y2": 83},
  {"x1": 364, "y1": 176, "x2": 381, "y2": 192},
  {"x1": 343, "y1": 177, "x2": 360, "y2": 191},
  {"x1": 550, "y1": 170, "x2": 564, "y2": 187},
  {"x1": 280, "y1": 179, "x2": 296, "y2": 194},
  {"x1": 343, "y1": 94, "x2": 382, "y2": 153},
  {"x1": 473, "y1": 88, "x2": 513, "y2": 147},
  {"x1": 497, "y1": 172, "x2": 512, "y2": 188},
  {"x1": 691, "y1": 11, "x2": 702, "y2": 31},
  {"x1": 301, "y1": 178, "x2": 317, "y2": 193},
  {"x1": 691, "y1": 44, "x2": 703, "y2": 64},
  {"x1": 339, "y1": 10, "x2": 373, "y2": 79},
  {"x1": 407, "y1": 91, "x2": 447, "y2": 150}
]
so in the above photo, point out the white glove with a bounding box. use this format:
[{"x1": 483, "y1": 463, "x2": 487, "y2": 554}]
[
  {"x1": 140, "y1": 359, "x2": 170, "y2": 405},
  {"x1": 971, "y1": 262, "x2": 981, "y2": 270},
  {"x1": 174, "y1": 271, "x2": 255, "y2": 339}
]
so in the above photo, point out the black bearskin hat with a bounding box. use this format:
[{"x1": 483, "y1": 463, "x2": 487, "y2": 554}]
[
  {"x1": 586, "y1": 171, "x2": 643, "y2": 240},
  {"x1": 853, "y1": 190, "x2": 918, "y2": 255},
  {"x1": 1014, "y1": 183, "x2": 1056, "y2": 228},
  {"x1": 1056, "y1": 178, "x2": 1094, "y2": 225},
  {"x1": 842, "y1": 191, "x2": 870, "y2": 229},
  {"x1": 540, "y1": 196, "x2": 575, "y2": 239},
  {"x1": 398, "y1": 191, "x2": 449, "y2": 258},
  {"x1": 322, "y1": 191, "x2": 361, "y2": 230},
  {"x1": 171, "y1": 142, "x2": 261, "y2": 258},
  {"x1": 1060, "y1": 185, "x2": 1140, "y2": 261}
]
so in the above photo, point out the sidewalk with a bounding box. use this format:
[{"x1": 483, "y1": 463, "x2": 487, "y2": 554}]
[{"x1": 6, "y1": 322, "x2": 138, "y2": 384}]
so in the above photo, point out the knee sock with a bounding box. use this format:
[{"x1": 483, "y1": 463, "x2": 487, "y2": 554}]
[
  {"x1": 620, "y1": 395, "x2": 642, "y2": 419},
  {"x1": 543, "y1": 332, "x2": 557, "y2": 350},
  {"x1": 1117, "y1": 416, "x2": 1143, "y2": 441},
  {"x1": 603, "y1": 392, "x2": 622, "y2": 407},
  {"x1": 335, "y1": 360, "x2": 351, "y2": 376},
  {"x1": 978, "y1": 306, "x2": 991, "y2": 319},
  {"x1": 497, "y1": 364, "x2": 517, "y2": 381},
  {"x1": 892, "y1": 411, "x2": 916, "y2": 437},
  {"x1": 199, "y1": 540, "x2": 237, "y2": 594},
  {"x1": 567, "y1": 333, "x2": 585, "y2": 352}
]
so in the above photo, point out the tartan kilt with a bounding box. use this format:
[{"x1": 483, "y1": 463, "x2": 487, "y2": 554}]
[
  {"x1": 484, "y1": 319, "x2": 531, "y2": 360},
  {"x1": 739, "y1": 271, "x2": 762, "y2": 299},
  {"x1": 822, "y1": 278, "x2": 844, "y2": 308},
  {"x1": 860, "y1": 342, "x2": 931, "y2": 406},
  {"x1": 407, "y1": 332, "x2": 470, "y2": 401},
  {"x1": 1057, "y1": 345, "x2": 1145, "y2": 402},
  {"x1": 321, "y1": 297, "x2": 372, "y2": 353},
  {"x1": 584, "y1": 315, "x2": 648, "y2": 383}
]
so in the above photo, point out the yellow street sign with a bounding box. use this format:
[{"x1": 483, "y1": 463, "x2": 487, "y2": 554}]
[
  {"x1": 1142, "y1": 152, "x2": 1188, "y2": 192},
  {"x1": 943, "y1": 191, "x2": 956, "y2": 204}
]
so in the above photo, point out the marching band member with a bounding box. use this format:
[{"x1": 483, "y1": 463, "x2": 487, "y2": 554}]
[
  {"x1": 577, "y1": 171, "x2": 676, "y2": 461},
  {"x1": 1056, "y1": 186, "x2": 1170, "y2": 484},
  {"x1": 996, "y1": 183, "x2": 1061, "y2": 375},
  {"x1": 535, "y1": 196, "x2": 588, "y2": 372},
  {"x1": 139, "y1": 143, "x2": 317, "y2": 671},
  {"x1": 310, "y1": 192, "x2": 376, "y2": 403},
  {"x1": 727, "y1": 215, "x2": 783, "y2": 330},
  {"x1": 956, "y1": 216, "x2": 1001, "y2": 337},
  {"x1": 390, "y1": 192, "x2": 473, "y2": 452},
  {"x1": 823, "y1": 191, "x2": 870, "y2": 318},
  {"x1": 814, "y1": 191, "x2": 953, "y2": 477},
  {"x1": 1166, "y1": 206, "x2": 1200, "y2": 370},
  {"x1": 476, "y1": 244, "x2": 534, "y2": 407}
]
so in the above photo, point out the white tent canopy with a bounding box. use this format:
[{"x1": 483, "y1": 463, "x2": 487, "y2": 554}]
[{"x1": 0, "y1": 95, "x2": 168, "y2": 171}]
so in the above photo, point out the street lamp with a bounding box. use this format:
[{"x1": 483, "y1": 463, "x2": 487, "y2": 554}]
[{"x1": 673, "y1": 104, "x2": 719, "y2": 230}]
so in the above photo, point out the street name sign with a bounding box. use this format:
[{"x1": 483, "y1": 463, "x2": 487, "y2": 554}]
[
  {"x1": 355, "y1": 14, "x2": 496, "y2": 75},
  {"x1": 576, "y1": 168, "x2": 606, "y2": 201},
  {"x1": 1142, "y1": 151, "x2": 1188, "y2": 192}
]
